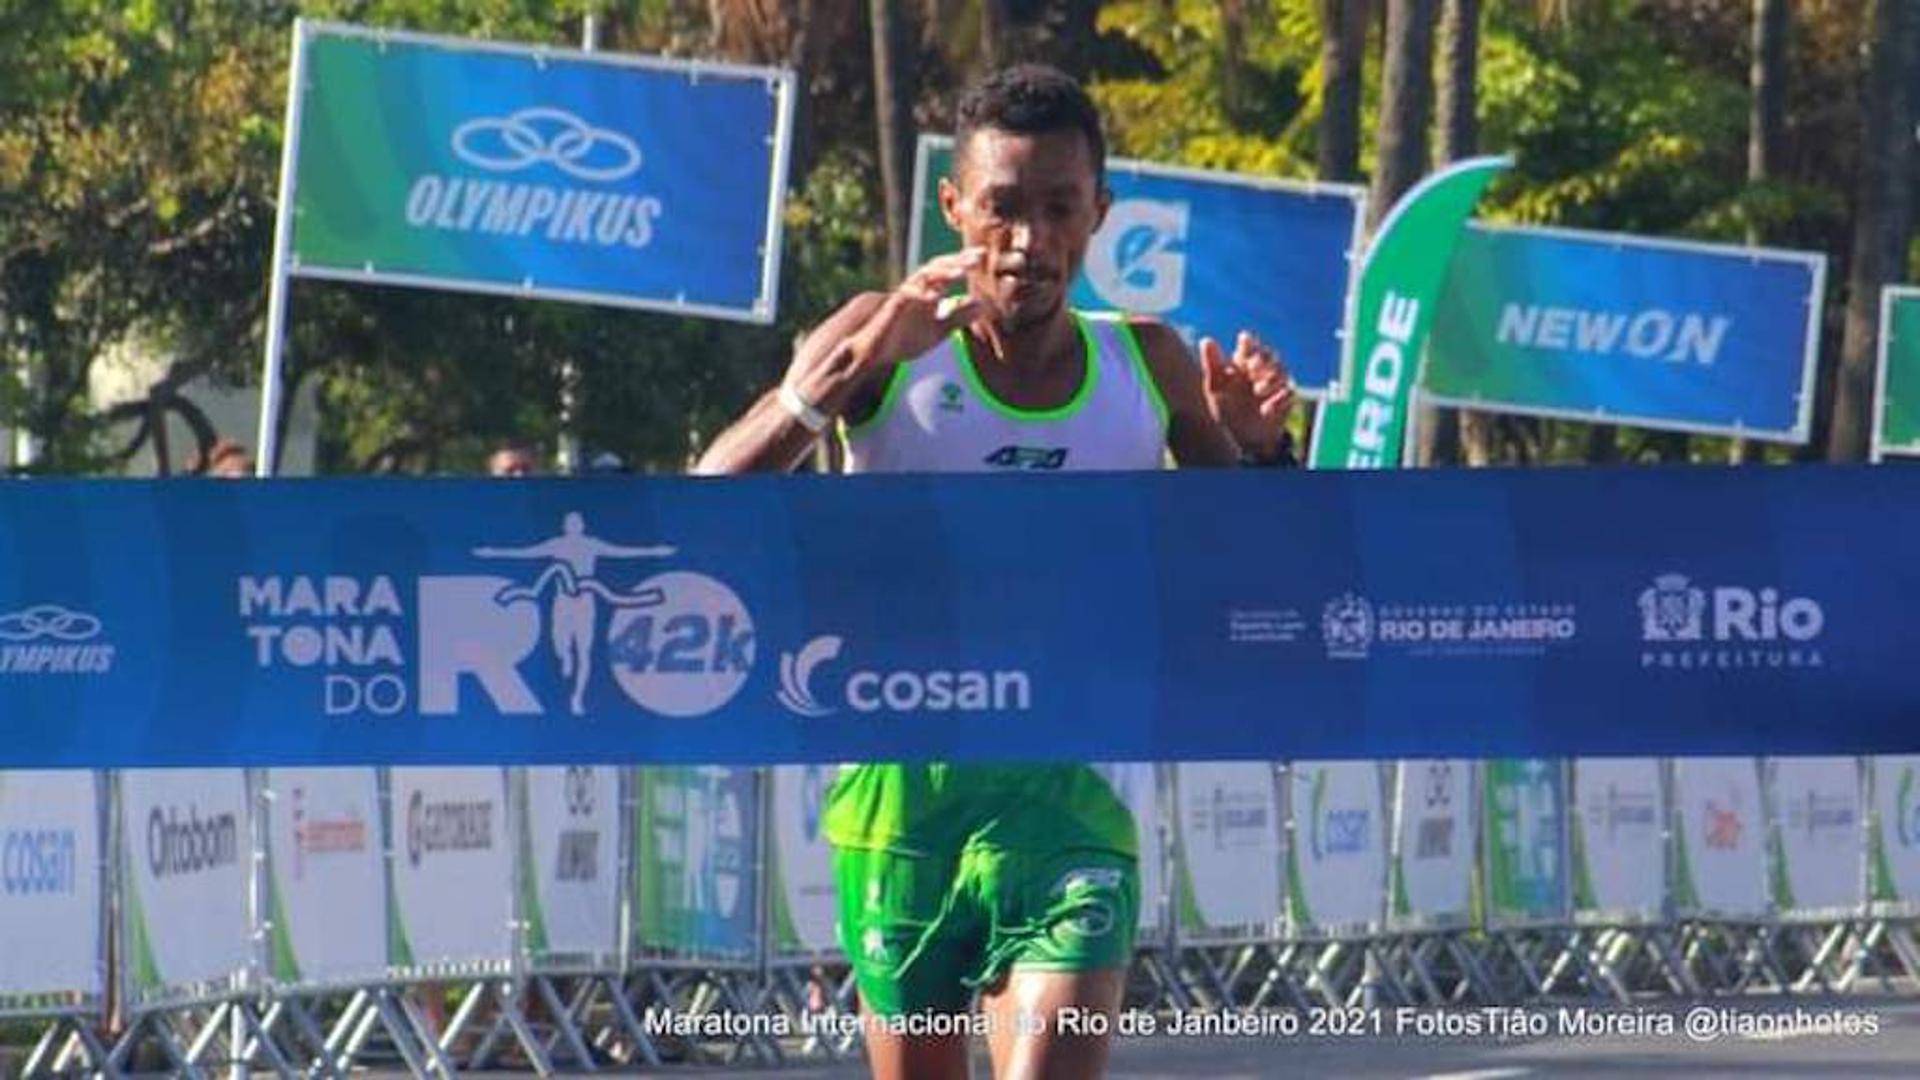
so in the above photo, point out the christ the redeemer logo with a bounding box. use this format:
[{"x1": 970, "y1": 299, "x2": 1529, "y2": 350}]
[{"x1": 474, "y1": 512, "x2": 675, "y2": 715}]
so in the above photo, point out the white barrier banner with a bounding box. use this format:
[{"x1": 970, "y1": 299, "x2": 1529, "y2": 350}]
[
  {"x1": 390, "y1": 767, "x2": 511, "y2": 970},
  {"x1": 1390, "y1": 759, "x2": 1473, "y2": 926},
  {"x1": 1768, "y1": 756, "x2": 1864, "y2": 915},
  {"x1": 523, "y1": 766, "x2": 620, "y2": 963},
  {"x1": 262, "y1": 768, "x2": 384, "y2": 986},
  {"x1": 631, "y1": 767, "x2": 760, "y2": 958},
  {"x1": 1173, "y1": 762, "x2": 1282, "y2": 931},
  {"x1": 1287, "y1": 761, "x2": 1386, "y2": 933},
  {"x1": 0, "y1": 771, "x2": 101, "y2": 997},
  {"x1": 119, "y1": 768, "x2": 251, "y2": 996},
  {"x1": 1572, "y1": 758, "x2": 1665, "y2": 920},
  {"x1": 1094, "y1": 762, "x2": 1166, "y2": 934},
  {"x1": 770, "y1": 765, "x2": 838, "y2": 954},
  {"x1": 1671, "y1": 757, "x2": 1769, "y2": 918},
  {"x1": 1871, "y1": 756, "x2": 1920, "y2": 909}
]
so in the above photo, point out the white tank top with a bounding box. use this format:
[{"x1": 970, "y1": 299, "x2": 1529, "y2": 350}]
[{"x1": 840, "y1": 311, "x2": 1169, "y2": 473}]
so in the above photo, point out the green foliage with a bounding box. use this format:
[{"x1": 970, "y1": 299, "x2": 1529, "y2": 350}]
[
  {"x1": 0, "y1": 1, "x2": 290, "y2": 469},
  {"x1": 1479, "y1": 8, "x2": 1749, "y2": 235},
  {"x1": 1091, "y1": 0, "x2": 1323, "y2": 177}
]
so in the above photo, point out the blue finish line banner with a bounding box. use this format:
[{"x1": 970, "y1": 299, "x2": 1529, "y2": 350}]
[{"x1": 1, "y1": 469, "x2": 1916, "y2": 768}]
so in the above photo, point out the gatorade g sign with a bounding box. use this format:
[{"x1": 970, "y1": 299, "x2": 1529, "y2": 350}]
[
  {"x1": 909, "y1": 134, "x2": 1364, "y2": 394},
  {"x1": 1083, "y1": 198, "x2": 1190, "y2": 313},
  {"x1": 287, "y1": 21, "x2": 793, "y2": 322}
]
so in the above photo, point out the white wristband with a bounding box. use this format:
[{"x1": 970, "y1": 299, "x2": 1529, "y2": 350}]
[{"x1": 778, "y1": 382, "x2": 830, "y2": 434}]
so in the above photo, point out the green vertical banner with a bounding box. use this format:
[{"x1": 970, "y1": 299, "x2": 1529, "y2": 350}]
[
  {"x1": 1481, "y1": 758, "x2": 1569, "y2": 926},
  {"x1": 1876, "y1": 286, "x2": 1920, "y2": 460},
  {"x1": 1310, "y1": 157, "x2": 1511, "y2": 469}
]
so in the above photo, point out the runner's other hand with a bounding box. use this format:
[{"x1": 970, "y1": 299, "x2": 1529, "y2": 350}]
[
  {"x1": 1200, "y1": 331, "x2": 1296, "y2": 462},
  {"x1": 783, "y1": 249, "x2": 986, "y2": 418},
  {"x1": 847, "y1": 248, "x2": 986, "y2": 368}
]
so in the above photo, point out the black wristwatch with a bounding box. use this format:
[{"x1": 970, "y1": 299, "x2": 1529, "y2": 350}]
[{"x1": 1239, "y1": 430, "x2": 1298, "y2": 468}]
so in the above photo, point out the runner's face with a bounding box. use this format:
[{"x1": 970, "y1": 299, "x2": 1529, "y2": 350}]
[{"x1": 940, "y1": 128, "x2": 1108, "y2": 330}]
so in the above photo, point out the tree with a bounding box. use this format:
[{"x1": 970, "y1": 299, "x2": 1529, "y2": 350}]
[
  {"x1": 1728, "y1": 0, "x2": 1788, "y2": 464},
  {"x1": 1826, "y1": 0, "x2": 1917, "y2": 461},
  {"x1": 1418, "y1": 0, "x2": 1478, "y2": 466},
  {"x1": 981, "y1": 0, "x2": 1014, "y2": 67},
  {"x1": 1370, "y1": 0, "x2": 1437, "y2": 227},
  {"x1": 1318, "y1": 0, "x2": 1371, "y2": 182},
  {"x1": 870, "y1": 0, "x2": 919, "y2": 282}
]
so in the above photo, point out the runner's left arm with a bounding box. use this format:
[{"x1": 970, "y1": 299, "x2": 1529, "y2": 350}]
[{"x1": 1132, "y1": 319, "x2": 1297, "y2": 468}]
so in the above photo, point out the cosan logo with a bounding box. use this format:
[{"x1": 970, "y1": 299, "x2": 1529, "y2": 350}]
[
  {"x1": 777, "y1": 635, "x2": 1031, "y2": 717},
  {"x1": 1308, "y1": 770, "x2": 1371, "y2": 861},
  {"x1": 3, "y1": 828, "x2": 77, "y2": 896},
  {"x1": 1638, "y1": 573, "x2": 1826, "y2": 671}
]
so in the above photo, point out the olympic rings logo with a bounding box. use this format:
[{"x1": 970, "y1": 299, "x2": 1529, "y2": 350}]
[
  {"x1": 451, "y1": 107, "x2": 642, "y2": 183},
  {"x1": 0, "y1": 605, "x2": 102, "y2": 643}
]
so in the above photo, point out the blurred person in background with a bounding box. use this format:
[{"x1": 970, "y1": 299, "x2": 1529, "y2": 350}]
[
  {"x1": 488, "y1": 439, "x2": 541, "y2": 477},
  {"x1": 196, "y1": 437, "x2": 254, "y2": 477}
]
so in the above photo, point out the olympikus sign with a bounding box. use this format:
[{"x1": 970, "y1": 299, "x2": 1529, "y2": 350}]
[{"x1": 286, "y1": 21, "x2": 792, "y2": 320}]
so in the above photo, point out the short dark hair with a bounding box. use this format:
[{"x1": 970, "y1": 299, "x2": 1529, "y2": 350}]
[{"x1": 953, "y1": 63, "x2": 1106, "y2": 187}]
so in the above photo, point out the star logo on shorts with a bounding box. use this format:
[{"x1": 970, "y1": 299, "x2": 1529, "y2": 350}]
[
  {"x1": 861, "y1": 927, "x2": 896, "y2": 964},
  {"x1": 1052, "y1": 867, "x2": 1120, "y2": 938}
]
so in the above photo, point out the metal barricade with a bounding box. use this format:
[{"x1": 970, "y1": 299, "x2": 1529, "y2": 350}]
[
  {"x1": 1669, "y1": 756, "x2": 1790, "y2": 994},
  {"x1": 1569, "y1": 757, "x2": 1694, "y2": 1000},
  {"x1": 1159, "y1": 762, "x2": 1288, "y2": 1011},
  {"x1": 1276, "y1": 761, "x2": 1396, "y2": 1009},
  {"x1": 1381, "y1": 759, "x2": 1497, "y2": 1005}
]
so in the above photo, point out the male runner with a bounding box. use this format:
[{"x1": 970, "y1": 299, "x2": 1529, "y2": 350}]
[{"x1": 696, "y1": 64, "x2": 1295, "y2": 1080}]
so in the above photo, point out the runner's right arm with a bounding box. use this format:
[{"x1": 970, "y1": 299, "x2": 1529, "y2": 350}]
[{"x1": 693, "y1": 250, "x2": 985, "y2": 475}]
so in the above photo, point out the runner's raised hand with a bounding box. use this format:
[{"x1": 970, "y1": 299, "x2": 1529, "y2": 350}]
[{"x1": 1200, "y1": 331, "x2": 1296, "y2": 462}]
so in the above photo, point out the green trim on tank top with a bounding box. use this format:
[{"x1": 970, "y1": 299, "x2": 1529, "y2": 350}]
[
  {"x1": 838, "y1": 361, "x2": 910, "y2": 443},
  {"x1": 1111, "y1": 317, "x2": 1170, "y2": 435},
  {"x1": 952, "y1": 312, "x2": 1100, "y2": 423}
]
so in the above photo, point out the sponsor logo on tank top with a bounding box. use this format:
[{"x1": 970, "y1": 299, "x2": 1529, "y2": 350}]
[{"x1": 983, "y1": 445, "x2": 1069, "y2": 470}]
